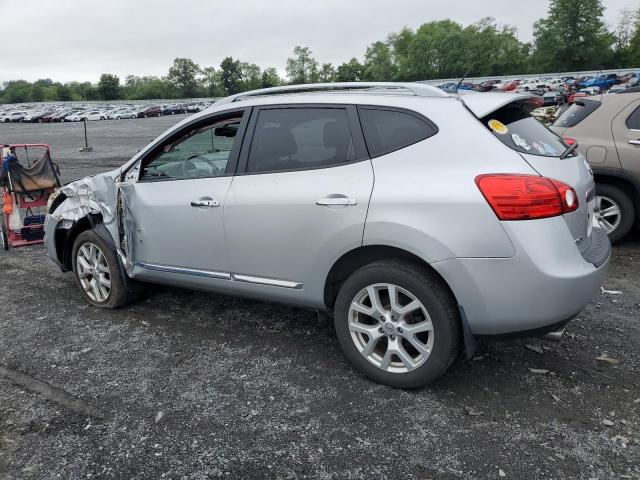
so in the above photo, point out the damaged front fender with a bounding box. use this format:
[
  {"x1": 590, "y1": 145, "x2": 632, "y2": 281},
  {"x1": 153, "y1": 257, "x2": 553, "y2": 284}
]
[{"x1": 45, "y1": 169, "x2": 133, "y2": 273}]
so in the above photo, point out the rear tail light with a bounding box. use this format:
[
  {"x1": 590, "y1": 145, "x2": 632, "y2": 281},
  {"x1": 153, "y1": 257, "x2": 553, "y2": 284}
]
[
  {"x1": 563, "y1": 137, "x2": 576, "y2": 145},
  {"x1": 475, "y1": 174, "x2": 579, "y2": 220}
]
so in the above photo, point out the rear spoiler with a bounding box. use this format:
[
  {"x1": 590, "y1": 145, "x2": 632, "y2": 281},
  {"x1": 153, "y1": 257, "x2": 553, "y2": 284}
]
[{"x1": 458, "y1": 92, "x2": 542, "y2": 118}]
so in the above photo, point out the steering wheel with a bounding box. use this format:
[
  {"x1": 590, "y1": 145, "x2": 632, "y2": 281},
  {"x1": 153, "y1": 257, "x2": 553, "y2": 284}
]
[{"x1": 180, "y1": 158, "x2": 200, "y2": 178}]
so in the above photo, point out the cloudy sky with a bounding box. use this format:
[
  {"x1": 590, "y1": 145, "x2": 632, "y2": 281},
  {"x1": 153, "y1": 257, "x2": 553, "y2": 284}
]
[{"x1": 0, "y1": 0, "x2": 635, "y2": 83}]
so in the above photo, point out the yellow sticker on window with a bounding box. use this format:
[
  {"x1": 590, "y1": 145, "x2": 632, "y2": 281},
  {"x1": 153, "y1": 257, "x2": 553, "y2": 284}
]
[{"x1": 488, "y1": 119, "x2": 508, "y2": 135}]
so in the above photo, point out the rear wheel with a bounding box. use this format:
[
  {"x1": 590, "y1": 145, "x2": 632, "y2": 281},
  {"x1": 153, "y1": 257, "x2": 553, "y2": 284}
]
[
  {"x1": 595, "y1": 183, "x2": 635, "y2": 243},
  {"x1": 72, "y1": 230, "x2": 134, "y2": 308},
  {"x1": 333, "y1": 260, "x2": 461, "y2": 389}
]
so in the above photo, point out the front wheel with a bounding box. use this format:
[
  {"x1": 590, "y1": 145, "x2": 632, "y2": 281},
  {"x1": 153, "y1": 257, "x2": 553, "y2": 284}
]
[
  {"x1": 334, "y1": 260, "x2": 461, "y2": 389},
  {"x1": 72, "y1": 230, "x2": 135, "y2": 308}
]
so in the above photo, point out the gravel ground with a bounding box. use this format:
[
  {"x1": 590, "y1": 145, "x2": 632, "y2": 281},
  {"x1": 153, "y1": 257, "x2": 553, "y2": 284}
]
[{"x1": 0, "y1": 120, "x2": 639, "y2": 479}]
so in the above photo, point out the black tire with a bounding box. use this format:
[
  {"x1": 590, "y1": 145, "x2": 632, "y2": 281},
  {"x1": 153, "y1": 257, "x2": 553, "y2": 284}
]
[
  {"x1": 71, "y1": 230, "x2": 134, "y2": 308},
  {"x1": 333, "y1": 259, "x2": 461, "y2": 389},
  {"x1": 596, "y1": 183, "x2": 635, "y2": 243}
]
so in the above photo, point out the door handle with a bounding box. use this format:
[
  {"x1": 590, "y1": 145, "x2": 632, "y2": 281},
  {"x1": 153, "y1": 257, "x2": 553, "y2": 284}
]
[
  {"x1": 316, "y1": 196, "x2": 357, "y2": 206},
  {"x1": 190, "y1": 199, "x2": 220, "y2": 208},
  {"x1": 629, "y1": 140, "x2": 640, "y2": 145}
]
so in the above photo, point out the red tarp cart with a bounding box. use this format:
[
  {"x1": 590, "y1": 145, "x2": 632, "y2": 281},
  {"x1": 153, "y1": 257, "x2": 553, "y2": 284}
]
[{"x1": 1, "y1": 144, "x2": 61, "y2": 250}]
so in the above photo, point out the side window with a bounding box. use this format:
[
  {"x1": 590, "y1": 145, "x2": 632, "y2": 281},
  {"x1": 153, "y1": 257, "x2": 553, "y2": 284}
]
[
  {"x1": 358, "y1": 107, "x2": 437, "y2": 158},
  {"x1": 246, "y1": 108, "x2": 355, "y2": 173},
  {"x1": 140, "y1": 117, "x2": 242, "y2": 181},
  {"x1": 626, "y1": 106, "x2": 640, "y2": 130}
]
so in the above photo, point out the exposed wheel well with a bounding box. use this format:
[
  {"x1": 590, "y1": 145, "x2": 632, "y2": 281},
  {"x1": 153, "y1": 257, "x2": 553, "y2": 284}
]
[
  {"x1": 57, "y1": 214, "x2": 101, "y2": 271},
  {"x1": 323, "y1": 245, "x2": 457, "y2": 311}
]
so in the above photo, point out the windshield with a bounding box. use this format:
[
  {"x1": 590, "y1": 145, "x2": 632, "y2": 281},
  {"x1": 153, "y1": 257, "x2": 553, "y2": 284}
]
[{"x1": 483, "y1": 105, "x2": 570, "y2": 157}]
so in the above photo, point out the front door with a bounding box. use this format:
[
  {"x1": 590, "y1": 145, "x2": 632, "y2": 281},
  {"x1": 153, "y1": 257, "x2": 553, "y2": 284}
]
[
  {"x1": 122, "y1": 110, "x2": 248, "y2": 278},
  {"x1": 224, "y1": 105, "x2": 373, "y2": 302}
]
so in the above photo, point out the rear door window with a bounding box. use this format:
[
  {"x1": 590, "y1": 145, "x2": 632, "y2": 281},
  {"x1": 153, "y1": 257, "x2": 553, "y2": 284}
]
[
  {"x1": 358, "y1": 107, "x2": 437, "y2": 158},
  {"x1": 484, "y1": 107, "x2": 569, "y2": 157},
  {"x1": 246, "y1": 108, "x2": 356, "y2": 173},
  {"x1": 625, "y1": 105, "x2": 640, "y2": 130},
  {"x1": 553, "y1": 99, "x2": 602, "y2": 128}
]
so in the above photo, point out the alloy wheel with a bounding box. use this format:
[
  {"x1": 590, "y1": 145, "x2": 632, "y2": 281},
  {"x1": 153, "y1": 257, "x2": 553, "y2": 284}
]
[
  {"x1": 76, "y1": 242, "x2": 111, "y2": 302},
  {"x1": 348, "y1": 283, "x2": 434, "y2": 373},
  {"x1": 595, "y1": 195, "x2": 622, "y2": 234}
]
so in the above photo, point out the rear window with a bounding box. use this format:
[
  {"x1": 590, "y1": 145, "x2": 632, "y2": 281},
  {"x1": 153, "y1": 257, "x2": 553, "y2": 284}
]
[
  {"x1": 483, "y1": 107, "x2": 569, "y2": 157},
  {"x1": 553, "y1": 99, "x2": 601, "y2": 128},
  {"x1": 358, "y1": 107, "x2": 437, "y2": 158}
]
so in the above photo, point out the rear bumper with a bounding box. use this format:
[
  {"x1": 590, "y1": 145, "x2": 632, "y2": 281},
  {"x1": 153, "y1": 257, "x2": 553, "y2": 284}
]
[{"x1": 432, "y1": 218, "x2": 610, "y2": 336}]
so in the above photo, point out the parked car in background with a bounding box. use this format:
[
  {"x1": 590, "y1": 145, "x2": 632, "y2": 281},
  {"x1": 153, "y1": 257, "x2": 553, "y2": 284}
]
[
  {"x1": 51, "y1": 110, "x2": 75, "y2": 122},
  {"x1": 83, "y1": 110, "x2": 106, "y2": 121},
  {"x1": 65, "y1": 111, "x2": 87, "y2": 122},
  {"x1": 138, "y1": 105, "x2": 162, "y2": 118},
  {"x1": 476, "y1": 80, "x2": 500, "y2": 92},
  {"x1": 23, "y1": 110, "x2": 55, "y2": 123},
  {"x1": 516, "y1": 79, "x2": 543, "y2": 92},
  {"x1": 501, "y1": 79, "x2": 521, "y2": 91},
  {"x1": 551, "y1": 91, "x2": 640, "y2": 242},
  {"x1": 542, "y1": 91, "x2": 565, "y2": 106},
  {"x1": 579, "y1": 74, "x2": 618, "y2": 90},
  {"x1": 3, "y1": 111, "x2": 26, "y2": 122},
  {"x1": 108, "y1": 108, "x2": 137, "y2": 120},
  {"x1": 45, "y1": 83, "x2": 609, "y2": 388}
]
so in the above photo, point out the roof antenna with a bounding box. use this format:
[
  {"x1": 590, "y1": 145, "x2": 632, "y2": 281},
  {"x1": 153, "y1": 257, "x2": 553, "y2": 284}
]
[{"x1": 455, "y1": 62, "x2": 475, "y2": 93}]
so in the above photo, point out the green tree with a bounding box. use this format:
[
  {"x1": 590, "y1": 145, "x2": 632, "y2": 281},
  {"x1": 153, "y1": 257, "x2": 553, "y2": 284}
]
[
  {"x1": 200, "y1": 67, "x2": 224, "y2": 97},
  {"x1": 31, "y1": 85, "x2": 45, "y2": 102},
  {"x1": 166, "y1": 58, "x2": 201, "y2": 97},
  {"x1": 261, "y1": 67, "x2": 282, "y2": 88},
  {"x1": 317, "y1": 63, "x2": 335, "y2": 82},
  {"x1": 286, "y1": 46, "x2": 319, "y2": 84},
  {"x1": 240, "y1": 62, "x2": 263, "y2": 91},
  {"x1": 532, "y1": 0, "x2": 614, "y2": 71},
  {"x1": 56, "y1": 84, "x2": 73, "y2": 101},
  {"x1": 335, "y1": 58, "x2": 364, "y2": 82},
  {"x1": 97, "y1": 74, "x2": 121, "y2": 100},
  {"x1": 363, "y1": 41, "x2": 396, "y2": 81},
  {"x1": 220, "y1": 57, "x2": 243, "y2": 95},
  {"x1": 629, "y1": 13, "x2": 640, "y2": 66}
]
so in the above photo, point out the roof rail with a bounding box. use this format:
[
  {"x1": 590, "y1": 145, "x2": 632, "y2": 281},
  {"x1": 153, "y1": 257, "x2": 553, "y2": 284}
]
[{"x1": 214, "y1": 82, "x2": 449, "y2": 105}]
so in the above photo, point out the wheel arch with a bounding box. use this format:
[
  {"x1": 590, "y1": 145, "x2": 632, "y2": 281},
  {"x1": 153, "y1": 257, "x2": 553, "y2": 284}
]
[{"x1": 323, "y1": 245, "x2": 459, "y2": 311}]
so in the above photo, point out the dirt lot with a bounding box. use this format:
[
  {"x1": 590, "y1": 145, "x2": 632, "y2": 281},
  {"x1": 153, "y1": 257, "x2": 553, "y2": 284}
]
[{"x1": 0, "y1": 119, "x2": 639, "y2": 479}]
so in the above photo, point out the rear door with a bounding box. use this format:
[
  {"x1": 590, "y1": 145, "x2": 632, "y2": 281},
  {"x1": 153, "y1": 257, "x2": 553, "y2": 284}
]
[
  {"x1": 612, "y1": 99, "x2": 640, "y2": 174},
  {"x1": 223, "y1": 104, "x2": 372, "y2": 300}
]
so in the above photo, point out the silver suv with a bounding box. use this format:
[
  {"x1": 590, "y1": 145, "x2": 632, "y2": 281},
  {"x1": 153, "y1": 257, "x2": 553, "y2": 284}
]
[{"x1": 45, "y1": 83, "x2": 610, "y2": 388}]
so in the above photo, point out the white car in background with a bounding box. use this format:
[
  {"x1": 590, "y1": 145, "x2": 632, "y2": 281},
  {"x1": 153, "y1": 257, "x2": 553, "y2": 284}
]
[
  {"x1": 516, "y1": 79, "x2": 544, "y2": 92},
  {"x1": 2, "y1": 111, "x2": 26, "y2": 122},
  {"x1": 84, "y1": 110, "x2": 107, "y2": 121},
  {"x1": 65, "y1": 111, "x2": 87, "y2": 122},
  {"x1": 110, "y1": 109, "x2": 137, "y2": 120}
]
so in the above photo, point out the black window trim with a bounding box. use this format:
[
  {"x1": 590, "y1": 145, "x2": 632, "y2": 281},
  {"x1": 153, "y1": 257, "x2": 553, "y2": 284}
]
[
  {"x1": 356, "y1": 105, "x2": 439, "y2": 159},
  {"x1": 132, "y1": 107, "x2": 251, "y2": 183},
  {"x1": 235, "y1": 103, "x2": 369, "y2": 176}
]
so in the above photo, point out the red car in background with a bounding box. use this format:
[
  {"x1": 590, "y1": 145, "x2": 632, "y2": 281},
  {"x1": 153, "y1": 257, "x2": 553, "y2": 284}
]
[
  {"x1": 137, "y1": 105, "x2": 162, "y2": 118},
  {"x1": 502, "y1": 79, "x2": 521, "y2": 91}
]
